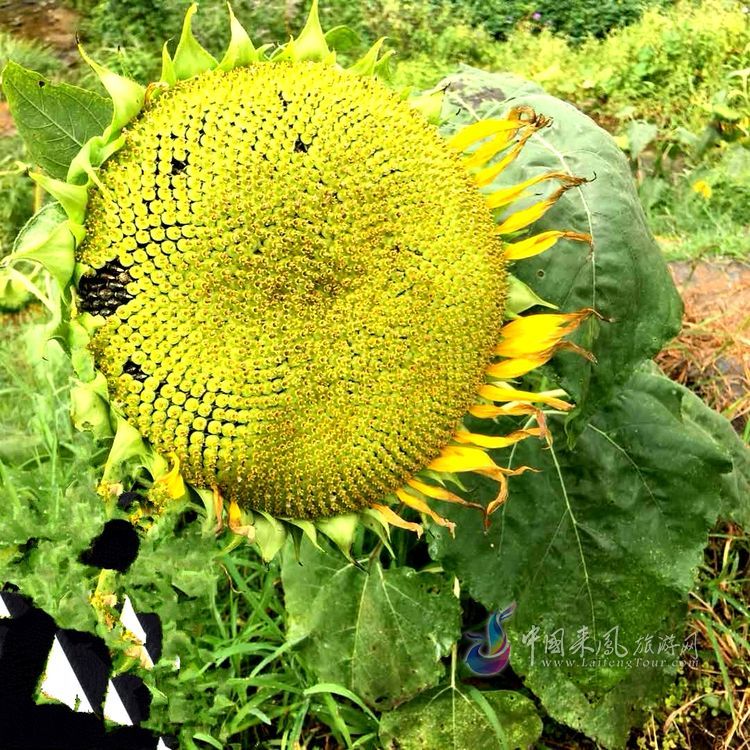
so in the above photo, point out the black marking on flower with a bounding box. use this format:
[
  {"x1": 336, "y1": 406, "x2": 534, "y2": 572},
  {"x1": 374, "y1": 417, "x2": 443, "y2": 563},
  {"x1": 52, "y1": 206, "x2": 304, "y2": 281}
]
[
  {"x1": 123, "y1": 358, "x2": 147, "y2": 383},
  {"x1": 77, "y1": 258, "x2": 134, "y2": 317},
  {"x1": 170, "y1": 155, "x2": 189, "y2": 176}
]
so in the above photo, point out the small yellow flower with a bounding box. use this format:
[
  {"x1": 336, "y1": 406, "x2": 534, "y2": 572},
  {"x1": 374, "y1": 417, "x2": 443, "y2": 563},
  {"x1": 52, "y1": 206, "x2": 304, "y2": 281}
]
[{"x1": 692, "y1": 179, "x2": 712, "y2": 199}]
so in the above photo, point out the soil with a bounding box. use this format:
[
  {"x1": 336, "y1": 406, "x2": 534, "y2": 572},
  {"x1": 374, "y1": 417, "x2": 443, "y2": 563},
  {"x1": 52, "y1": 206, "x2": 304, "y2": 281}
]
[
  {"x1": 0, "y1": 101, "x2": 14, "y2": 135},
  {"x1": 0, "y1": 0, "x2": 80, "y2": 61},
  {"x1": 658, "y1": 260, "x2": 750, "y2": 428}
]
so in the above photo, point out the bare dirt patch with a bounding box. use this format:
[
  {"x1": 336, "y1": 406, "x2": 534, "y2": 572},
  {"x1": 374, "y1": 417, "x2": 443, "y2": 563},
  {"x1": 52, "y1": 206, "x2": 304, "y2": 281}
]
[
  {"x1": 0, "y1": 101, "x2": 14, "y2": 136},
  {"x1": 0, "y1": 0, "x2": 80, "y2": 61},
  {"x1": 657, "y1": 260, "x2": 750, "y2": 429}
]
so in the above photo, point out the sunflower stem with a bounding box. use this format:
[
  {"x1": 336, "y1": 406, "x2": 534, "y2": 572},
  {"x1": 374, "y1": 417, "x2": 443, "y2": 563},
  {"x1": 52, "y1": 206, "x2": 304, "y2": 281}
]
[
  {"x1": 451, "y1": 576, "x2": 460, "y2": 689},
  {"x1": 368, "y1": 539, "x2": 384, "y2": 566}
]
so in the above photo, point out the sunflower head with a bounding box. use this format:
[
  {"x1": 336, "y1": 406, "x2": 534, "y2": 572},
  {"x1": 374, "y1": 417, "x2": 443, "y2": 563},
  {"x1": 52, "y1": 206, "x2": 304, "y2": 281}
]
[
  {"x1": 80, "y1": 60, "x2": 508, "y2": 520},
  {"x1": 2, "y1": 1, "x2": 594, "y2": 558}
]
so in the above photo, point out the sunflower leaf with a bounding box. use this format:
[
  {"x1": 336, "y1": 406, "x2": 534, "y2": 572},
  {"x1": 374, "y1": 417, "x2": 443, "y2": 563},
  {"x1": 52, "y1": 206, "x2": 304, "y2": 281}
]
[
  {"x1": 679, "y1": 373, "x2": 750, "y2": 528},
  {"x1": 440, "y1": 67, "x2": 682, "y2": 435},
  {"x1": 1, "y1": 62, "x2": 112, "y2": 180},
  {"x1": 505, "y1": 273, "x2": 557, "y2": 317},
  {"x1": 379, "y1": 686, "x2": 542, "y2": 750},
  {"x1": 429, "y1": 369, "x2": 739, "y2": 749},
  {"x1": 281, "y1": 539, "x2": 461, "y2": 710},
  {"x1": 9, "y1": 218, "x2": 77, "y2": 291},
  {"x1": 77, "y1": 47, "x2": 145, "y2": 138}
]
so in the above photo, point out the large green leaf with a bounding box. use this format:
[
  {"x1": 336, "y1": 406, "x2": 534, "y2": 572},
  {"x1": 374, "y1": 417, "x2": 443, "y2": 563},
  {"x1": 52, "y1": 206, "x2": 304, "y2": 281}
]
[
  {"x1": 679, "y1": 378, "x2": 750, "y2": 528},
  {"x1": 2, "y1": 62, "x2": 112, "y2": 180},
  {"x1": 440, "y1": 67, "x2": 682, "y2": 432},
  {"x1": 281, "y1": 539, "x2": 461, "y2": 710},
  {"x1": 380, "y1": 686, "x2": 542, "y2": 750},
  {"x1": 429, "y1": 370, "x2": 735, "y2": 748}
]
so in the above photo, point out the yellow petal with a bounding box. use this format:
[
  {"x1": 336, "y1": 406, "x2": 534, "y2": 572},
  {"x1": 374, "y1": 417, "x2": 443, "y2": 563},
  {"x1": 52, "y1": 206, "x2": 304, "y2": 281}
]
[
  {"x1": 495, "y1": 172, "x2": 589, "y2": 234},
  {"x1": 476, "y1": 466, "x2": 536, "y2": 523},
  {"x1": 407, "y1": 478, "x2": 462, "y2": 503},
  {"x1": 228, "y1": 499, "x2": 256, "y2": 541},
  {"x1": 228, "y1": 498, "x2": 242, "y2": 527},
  {"x1": 155, "y1": 453, "x2": 186, "y2": 498},
  {"x1": 212, "y1": 484, "x2": 224, "y2": 533},
  {"x1": 485, "y1": 171, "x2": 570, "y2": 210},
  {"x1": 372, "y1": 503, "x2": 423, "y2": 537},
  {"x1": 447, "y1": 118, "x2": 523, "y2": 152},
  {"x1": 471, "y1": 107, "x2": 553, "y2": 179},
  {"x1": 504, "y1": 230, "x2": 591, "y2": 261},
  {"x1": 428, "y1": 445, "x2": 500, "y2": 474},
  {"x1": 453, "y1": 427, "x2": 542, "y2": 450},
  {"x1": 495, "y1": 190, "x2": 563, "y2": 235},
  {"x1": 396, "y1": 488, "x2": 456, "y2": 535},
  {"x1": 486, "y1": 354, "x2": 549, "y2": 379},
  {"x1": 464, "y1": 129, "x2": 520, "y2": 169},
  {"x1": 468, "y1": 404, "x2": 550, "y2": 441},
  {"x1": 495, "y1": 310, "x2": 593, "y2": 358},
  {"x1": 478, "y1": 384, "x2": 573, "y2": 411},
  {"x1": 472, "y1": 136, "x2": 528, "y2": 184},
  {"x1": 407, "y1": 478, "x2": 486, "y2": 512},
  {"x1": 469, "y1": 402, "x2": 541, "y2": 419},
  {"x1": 484, "y1": 473, "x2": 508, "y2": 518}
]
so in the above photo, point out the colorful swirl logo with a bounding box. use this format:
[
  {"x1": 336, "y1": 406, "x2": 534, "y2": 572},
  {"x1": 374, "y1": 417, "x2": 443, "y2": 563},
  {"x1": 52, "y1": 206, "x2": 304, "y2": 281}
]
[{"x1": 463, "y1": 602, "x2": 516, "y2": 676}]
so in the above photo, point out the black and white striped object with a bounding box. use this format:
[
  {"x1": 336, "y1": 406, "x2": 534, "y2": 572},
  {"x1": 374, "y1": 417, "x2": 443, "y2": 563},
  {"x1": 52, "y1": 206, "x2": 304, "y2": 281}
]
[
  {"x1": 120, "y1": 596, "x2": 163, "y2": 670},
  {"x1": 38, "y1": 628, "x2": 111, "y2": 713},
  {"x1": 0, "y1": 589, "x2": 175, "y2": 750}
]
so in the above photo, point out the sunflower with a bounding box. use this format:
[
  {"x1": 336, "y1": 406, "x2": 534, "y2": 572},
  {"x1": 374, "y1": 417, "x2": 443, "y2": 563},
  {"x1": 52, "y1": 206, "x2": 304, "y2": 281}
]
[{"x1": 2, "y1": 1, "x2": 594, "y2": 560}]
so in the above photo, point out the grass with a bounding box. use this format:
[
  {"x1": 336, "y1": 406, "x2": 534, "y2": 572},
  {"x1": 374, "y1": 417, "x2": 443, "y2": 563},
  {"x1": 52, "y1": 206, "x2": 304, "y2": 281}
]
[
  {"x1": 653, "y1": 224, "x2": 750, "y2": 262},
  {"x1": 151, "y1": 551, "x2": 378, "y2": 748},
  {"x1": 175, "y1": 555, "x2": 379, "y2": 749},
  {"x1": 0, "y1": 135, "x2": 35, "y2": 260},
  {"x1": 0, "y1": 30, "x2": 60, "y2": 84},
  {"x1": 638, "y1": 524, "x2": 750, "y2": 750},
  {"x1": 640, "y1": 141, "x2": 750, "y2": 261}
]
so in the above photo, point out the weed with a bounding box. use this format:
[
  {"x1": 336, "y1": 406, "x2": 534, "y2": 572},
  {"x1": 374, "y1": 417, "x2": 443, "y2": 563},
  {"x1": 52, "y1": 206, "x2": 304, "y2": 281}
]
[{"x1": 638, "y1": 524, "x2": 750, "y2": 750}]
